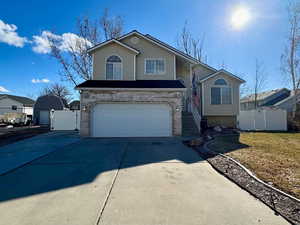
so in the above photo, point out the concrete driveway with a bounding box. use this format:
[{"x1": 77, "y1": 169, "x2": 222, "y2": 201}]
[
  {"x1": 0, "y1": 136, "x2": 289, "y2": 225},
  {"x1": 0, "y1": 131, "x2": 80, "y2": 175}
]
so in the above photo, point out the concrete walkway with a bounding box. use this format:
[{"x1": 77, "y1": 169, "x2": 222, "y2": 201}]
[
  {"x1": 0, "y1": 131, "x2": 80, "y2": 175},
  {"x1": 0, "y1": 138, "x2": 289, "y2": 225}
]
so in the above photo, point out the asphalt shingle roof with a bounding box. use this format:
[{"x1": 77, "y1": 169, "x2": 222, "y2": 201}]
[
  {"x1": 240, "y1": 88, "x2": 289, "y2": 103},
  {"x1": 0, "y1": 94, "x2": 35, "y2": 107}
]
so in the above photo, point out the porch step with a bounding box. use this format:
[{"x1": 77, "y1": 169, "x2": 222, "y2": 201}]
[{"x1": 182, "y1": 112, "x2": 200, "y2": 137}]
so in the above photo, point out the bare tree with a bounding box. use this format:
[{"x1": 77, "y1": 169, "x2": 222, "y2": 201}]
[
  {"x1": 281, "y1": 2, "x2": 300, "y2": 117},
  {"x1": 253, "y1": 59, "x2": 267, "y2": 109},
  {"x1": 40, "y1": 83, "x2": 72, "y2": 103},
  {"x1": 25, "y1": 93, "x2": 36, "y2": 100},
  {"x1": 100, "y1": 8, "x2": 124, "y2": 40},
  {"x1": 235, "y1": 72, "x2": 250, "y2": 97},
  {"x1": 177, "y1": 21, "x2": 206, "y2": 61},
  {"x1": 240, "y1": 82, "x2": 250, "y2": 98},
  {"x1": 48, "y1": 9, "x2": 124, "y2": 86},
  {"x1": 220, "y1": 60, "x2": 227, "y2": 70}
]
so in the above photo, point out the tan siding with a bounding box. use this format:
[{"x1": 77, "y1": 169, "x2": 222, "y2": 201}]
[
  {"x1": 121, "y1": 35, "x2": 175, "y2": 80},
  {"x1": 176, "y1": 59, "x2": 190, "y2": 89},
  {"x1": 176, "y1": 59, "x2": 191, "y2": 110},
  {"x1": 92, "y1": 43, "x2": 135, "y2": 80},
  {"x1": 193, "y1": 64, "x2": 215, "y2": 80},
  {"x1": 202, "y1": 73, "x2": 240, "y2": 116}
]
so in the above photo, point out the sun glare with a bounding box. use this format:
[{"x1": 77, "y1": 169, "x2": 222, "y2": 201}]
[{"x1": 231, "y1": 7, "x2": 251, "y2": 30}]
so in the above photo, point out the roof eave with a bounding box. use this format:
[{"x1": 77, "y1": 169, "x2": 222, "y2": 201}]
[
  {"x1": 87, "y1": 39, "x2": 140, "y2": 55},
  {"x1": 118, "y1": 31, "x2": 199, "y2": 64},
  {"x1": 75, "y1": 87, "x2": 186, "y2": 92},
  {"x1": 198, "y1": 70, "x2": 246, "y2": 84}
]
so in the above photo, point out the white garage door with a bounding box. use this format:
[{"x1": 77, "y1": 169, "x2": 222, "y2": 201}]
[
  {"x1": 92, "y1": 104, "x2": 172, "y2": 137},
  {"x1": 39, "y1": 110, "x2": 50, "y2": 125}
]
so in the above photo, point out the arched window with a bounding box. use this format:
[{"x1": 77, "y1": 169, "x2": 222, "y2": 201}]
[
  {"x1": 106, "y1": 55, "x2": 122, "y2": 80},
  {"x1": 214, "y1": 78, "x2": 227, "y2": 85},
  {"x1": 211, "y1": 78, "x2": 232, "y2": 105}
]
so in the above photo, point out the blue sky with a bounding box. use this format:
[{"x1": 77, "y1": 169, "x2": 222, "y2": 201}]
[{"x1": 0, "y1": 0, "x2": 289, "y2": 99}]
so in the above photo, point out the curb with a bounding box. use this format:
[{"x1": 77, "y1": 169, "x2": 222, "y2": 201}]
[
  {"x1": 193, "y1": 137, "x2": 300, "y2": 225},
  {"x1": 203, "y1": 140, "x2": 300, "y2": 203}
]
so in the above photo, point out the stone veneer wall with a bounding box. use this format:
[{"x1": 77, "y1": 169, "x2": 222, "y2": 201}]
[
  {"x1": 205, "y1": 115, "x2": 237, "y2": 128},
  {"x1": 80, "y1": 90, "x2": 184, "y2": 136}
]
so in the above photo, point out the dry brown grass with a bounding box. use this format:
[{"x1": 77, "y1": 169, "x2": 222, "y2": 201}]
[{"x1": 209, "y1": 132, "x2": 300, "y2": 199}]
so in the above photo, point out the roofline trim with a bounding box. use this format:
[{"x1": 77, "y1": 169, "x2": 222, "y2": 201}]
[
  {"x1": 117, "y1": 30, "x2": 200, "y2": 64},
  {"x1": 274, "y1": 92, "x2": 300, "y2": 106},
  {"x1": 87, "y1": 39, "x2": 140, "y2": 54},
  {"x1": 241, "y1": 88, "x2": 291, "y2": 103},
  {"x1": 0, "y1": 94, "x2": 34, "y2": 106},
  {"x1": 75, "y1": 87, "x2": 186, "y2": 92},
  {"x1": 144, "y1": 33, "x2": 218, "y2": 71},
  {"x1": 198, "y1": 69, "x2": 246, "y2": 83}
]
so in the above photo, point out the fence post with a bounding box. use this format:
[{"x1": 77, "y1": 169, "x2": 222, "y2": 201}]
[
  {"x1": 50, "y1": 109, "x2": 55, "y2": 130},
  {"x1": 253, "y1": 110, "x2": 256, "y2": 130},
  {"x1": 263, "y1": 109, "x2": 267, "y2": 130}
]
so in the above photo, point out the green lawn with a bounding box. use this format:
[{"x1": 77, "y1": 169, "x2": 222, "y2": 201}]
[{"x1": 209, "y1": 132, "x2": 300, "y2": 199}]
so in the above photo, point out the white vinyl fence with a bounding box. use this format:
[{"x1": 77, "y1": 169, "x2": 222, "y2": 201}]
[
  {"x1": 50, "y1": 110, "x2": 80, "y2": 131},
  {"x1": 238, "y1": 108, "x2": 287, "y2": 131}
]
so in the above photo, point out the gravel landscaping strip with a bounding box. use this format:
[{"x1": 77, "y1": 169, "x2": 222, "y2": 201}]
[{"x1": 193, "y1": 140, "x2": 300, "y2": 225}]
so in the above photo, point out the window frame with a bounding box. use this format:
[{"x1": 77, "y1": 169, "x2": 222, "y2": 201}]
[
  {"x1": 105, "y1": 55, "x2": 123, "y2": 80},
  {"x1": 214, "y1": 78, "x2": 227, "y2": 85},
  {"x1": 210, "y1": 78, "x2": 233, "y2": 105},
  {"x1": 144, "y1": 58, "x2": 166, "y2": 75},
  {"x1": 11, "y1": 105, "x2": 17, "y2": 110}
]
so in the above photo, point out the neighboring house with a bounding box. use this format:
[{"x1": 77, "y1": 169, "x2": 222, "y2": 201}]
[
  {"x1": 69, "y1": 100, "x2": 80, "y2": 110},
  {"x1": 0, "y1": 94, "x2": 35, "y2": 118},
  {"x1": 240, "y1": 88, "x2": 291, "y2": 111},
  {"x1": 76, "y1": 30, "x2": 245, "y2": 137},
  {"x1": 33, "y1": 95, "x2": 68, "y2": 125},
  {"x1": 274, "y1": 90, "x2": 300, "y2": 113},
  {"x1": 241, "y1": 88, "x2": 300, "y2": 113}
]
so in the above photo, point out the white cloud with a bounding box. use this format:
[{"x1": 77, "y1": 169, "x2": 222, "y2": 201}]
[
  {"x1": 32, "y1": 31, "x2": 56, "y2": 54},
  {"x1": 0, "y1": 20, "x2": 27, "y2": 47},
  {"x1": 31, "y1": 78, "x2": 50, "y2": 84},
  {"x1": 32, "y1": 31, "x2": 92, "y2": 54},
  {"x1": 0, "y1": 86, "x2": 10, "y2": 92}
]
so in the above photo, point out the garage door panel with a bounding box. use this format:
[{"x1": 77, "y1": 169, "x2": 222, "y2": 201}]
[{"x1": 92, "y1": 104, "x2": 172, "y2": 137}]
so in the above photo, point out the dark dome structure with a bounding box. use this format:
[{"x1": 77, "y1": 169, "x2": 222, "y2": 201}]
[{"x1": 33, "y1": 95, "x2": 68, "y2": 125}]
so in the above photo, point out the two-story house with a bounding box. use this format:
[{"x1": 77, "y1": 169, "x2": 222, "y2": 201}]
[{"x1": 76, "y1": 30, "x2": 245, "y2": 137}]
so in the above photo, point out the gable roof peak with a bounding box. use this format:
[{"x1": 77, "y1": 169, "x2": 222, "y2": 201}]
[
  {"x1": 118, "y1": 30, "x2": 207, "y2": 65},
  {"x1": 87, "y1": 38, "x2": 140, "y2": 54},
  {"x1": 198, "y1": 69, "x2": 245, "y2": 83}
]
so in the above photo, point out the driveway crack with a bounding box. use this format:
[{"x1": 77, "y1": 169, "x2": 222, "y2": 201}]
[{"x1": 95, "y1": 142, "x2": 129, "y2": 225}]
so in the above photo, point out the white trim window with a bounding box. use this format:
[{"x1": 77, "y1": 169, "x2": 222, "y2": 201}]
[
  {"x1": 145, "y1": 58, "x2": 165, "y2": 75},
  {"x1": 211, "y1": 78, "x2": 232, "y2": 105},
  {"x1": 106, "y1": 55, "x2": 122, "y2": 80}
]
